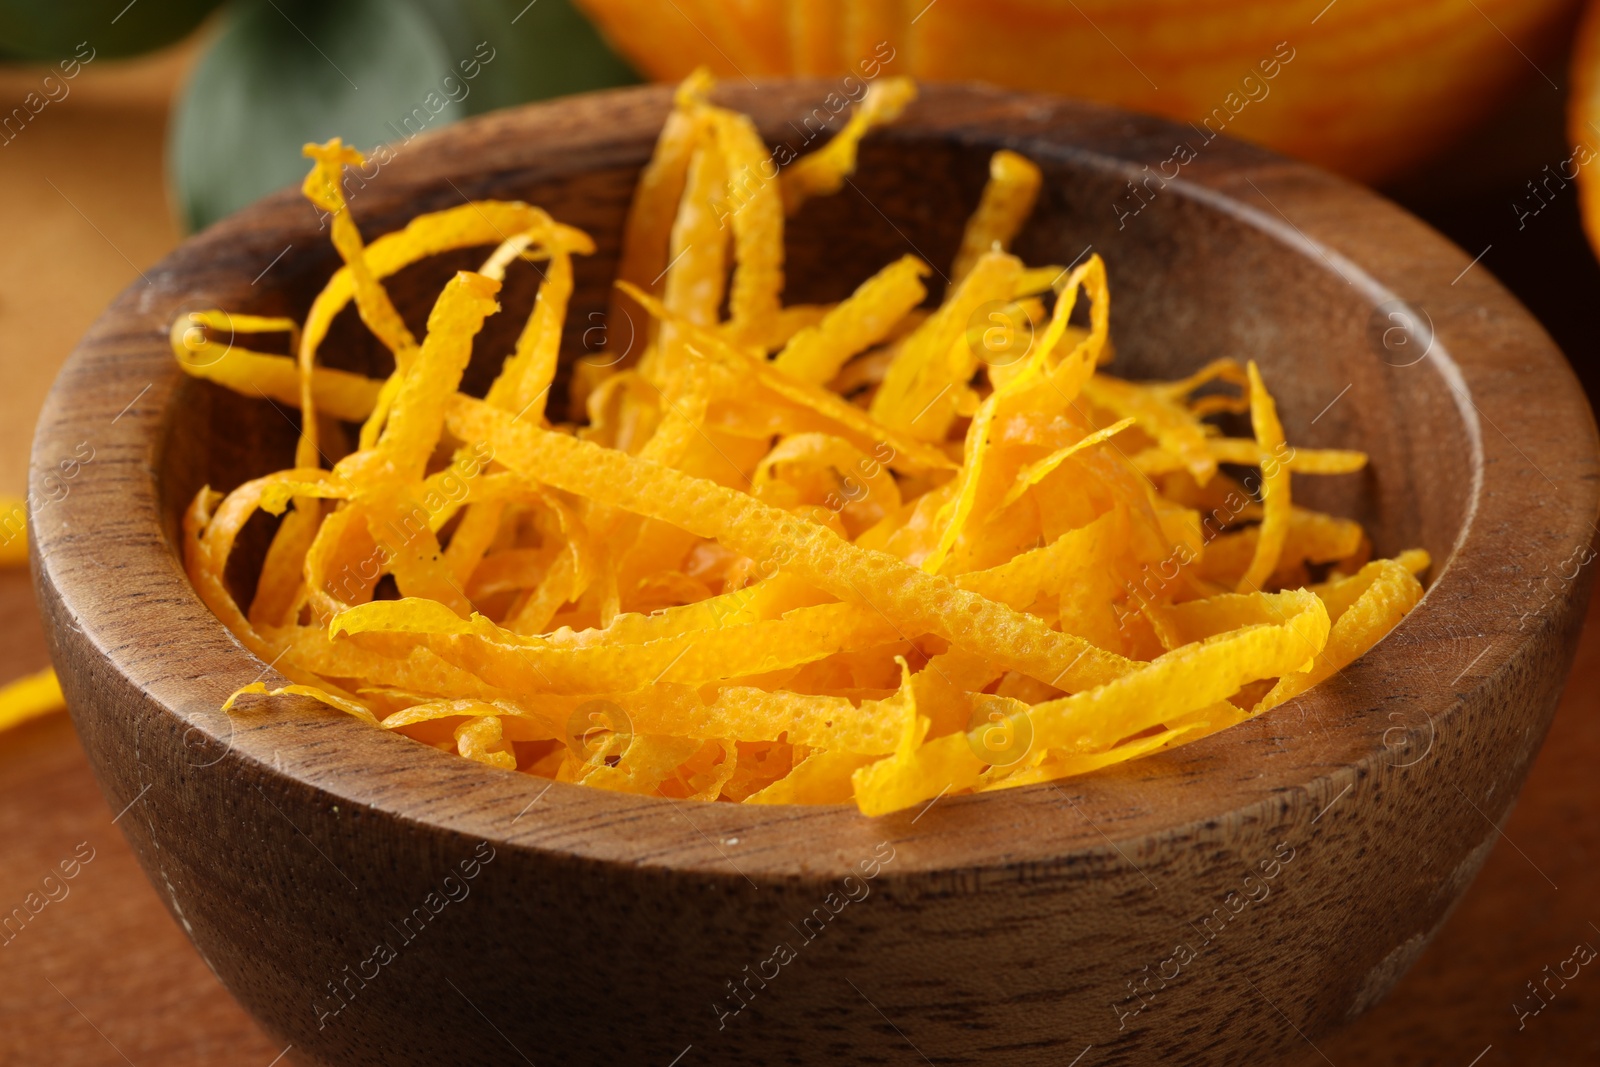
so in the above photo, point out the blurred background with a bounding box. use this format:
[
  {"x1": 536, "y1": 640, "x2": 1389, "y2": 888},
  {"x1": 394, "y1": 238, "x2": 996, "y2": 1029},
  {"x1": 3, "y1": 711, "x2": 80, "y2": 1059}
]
[
  {"x1": 3, "y1": 1, "x2": 1599, "y2": 1063},
  {"x1": 3, "y1": 0, "x2": 1599, "y2": 498}
]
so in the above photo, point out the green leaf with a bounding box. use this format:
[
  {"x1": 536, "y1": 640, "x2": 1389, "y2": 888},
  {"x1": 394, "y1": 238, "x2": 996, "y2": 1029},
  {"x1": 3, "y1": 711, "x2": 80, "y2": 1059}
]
[
  {"x1": 169, "y1": 0, "x2": 641, "y2": 232},
  {"x1": 412, "y1": 0, "x2": 640, "y2": 115},
  {"x1": 0, "y1": 0, "x2": 226, "y2": 61},
  {"x1": 169, "y1": 0, "x2": 461, "y2": 232}
]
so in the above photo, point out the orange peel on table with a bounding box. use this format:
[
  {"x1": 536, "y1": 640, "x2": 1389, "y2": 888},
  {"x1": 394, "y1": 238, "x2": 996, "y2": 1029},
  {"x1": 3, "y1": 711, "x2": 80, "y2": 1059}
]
[
  {"x1": 0, "y1": 496, "x2": 27, "y2": 568},
  {"x1": 0, "y1": 500, "x2": 67, "y2": 736},
  {"x1": 0, "y1": 668, "x2": 65, "y2": 736},
  {"x1": 174, "y1": 71, "x2": 1426, "y2": 814}
]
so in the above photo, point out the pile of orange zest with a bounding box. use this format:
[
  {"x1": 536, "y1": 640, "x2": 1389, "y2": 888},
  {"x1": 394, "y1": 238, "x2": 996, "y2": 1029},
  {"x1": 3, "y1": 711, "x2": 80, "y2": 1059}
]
[{"x1": 172, "y1": 71, "x2": 1427, "y2": 814}]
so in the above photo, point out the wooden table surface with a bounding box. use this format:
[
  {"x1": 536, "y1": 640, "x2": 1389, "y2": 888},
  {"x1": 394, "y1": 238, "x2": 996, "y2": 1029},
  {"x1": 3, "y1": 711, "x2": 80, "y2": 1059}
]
[{"x1": 2, "y1": 36, "x2": 1598, "y2": 1067}]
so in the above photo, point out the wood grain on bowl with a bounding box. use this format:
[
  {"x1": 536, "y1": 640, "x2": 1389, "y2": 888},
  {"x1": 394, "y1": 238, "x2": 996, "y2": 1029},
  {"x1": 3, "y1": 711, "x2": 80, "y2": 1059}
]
[{"x1": 29, "y1": 82, "x2": 1600, "y2": 1067}]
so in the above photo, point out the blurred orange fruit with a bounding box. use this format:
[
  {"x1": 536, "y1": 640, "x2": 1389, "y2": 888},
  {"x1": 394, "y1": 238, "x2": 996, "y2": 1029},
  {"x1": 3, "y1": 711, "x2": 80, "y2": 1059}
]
[
  {"x1": 576, "y1": 0, "x2": 1578, "y2": 183},
  {"x1": 1569, "y1": 0, "x2": 1600, "y2": 255}
]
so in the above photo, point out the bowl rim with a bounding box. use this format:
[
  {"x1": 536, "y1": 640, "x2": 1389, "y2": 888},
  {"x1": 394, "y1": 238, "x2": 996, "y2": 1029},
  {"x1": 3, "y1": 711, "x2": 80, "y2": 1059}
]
[{"x1": 30, "y1": 80, "x2": 1600, "y2": 884}]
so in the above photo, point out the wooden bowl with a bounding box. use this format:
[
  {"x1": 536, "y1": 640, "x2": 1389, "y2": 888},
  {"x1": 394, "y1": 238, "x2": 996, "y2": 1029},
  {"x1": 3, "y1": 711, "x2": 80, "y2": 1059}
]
[{"x1": 32, "y1": 82, "x2": 1600, "y2": 1067}]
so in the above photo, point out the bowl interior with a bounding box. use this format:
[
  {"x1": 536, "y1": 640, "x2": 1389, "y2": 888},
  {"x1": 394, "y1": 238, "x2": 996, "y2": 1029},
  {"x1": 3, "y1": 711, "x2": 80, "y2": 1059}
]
[{"x1": 157, "y1": 113, "x2": 1472, "y2": 623}]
